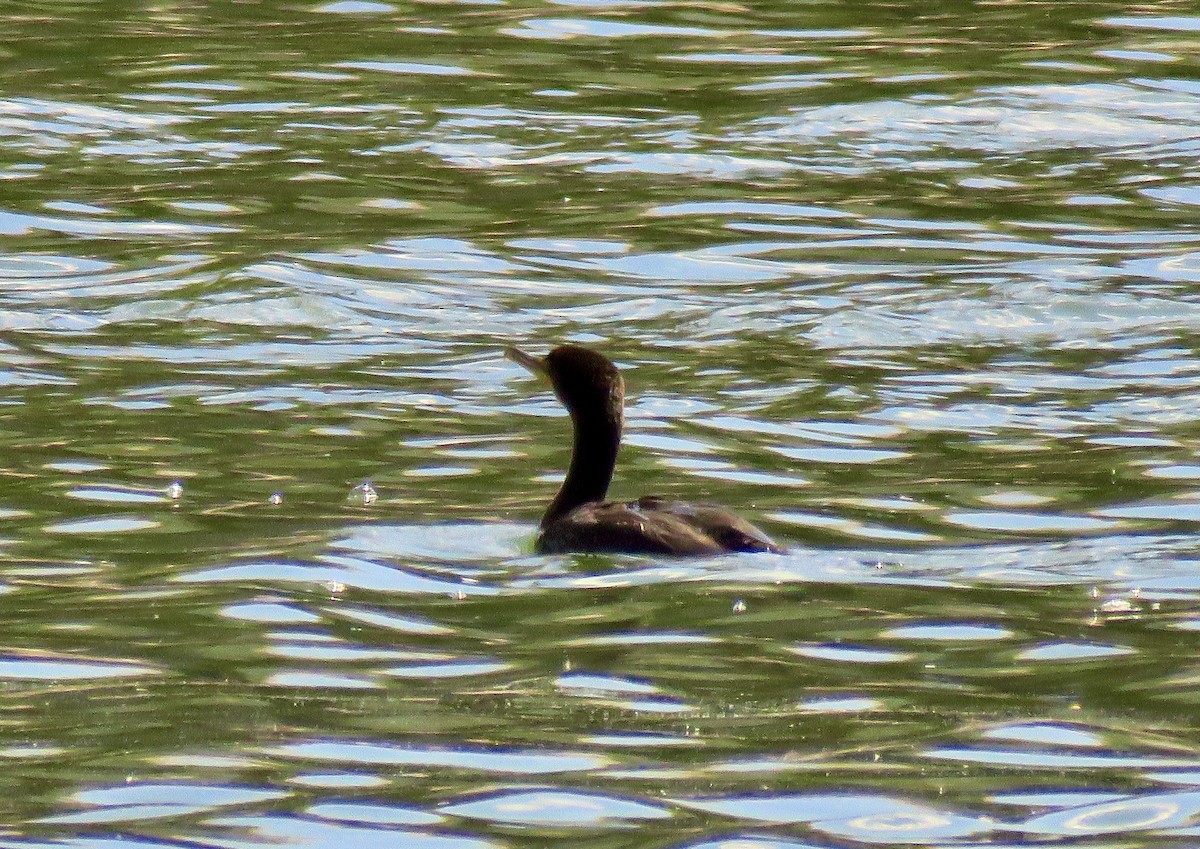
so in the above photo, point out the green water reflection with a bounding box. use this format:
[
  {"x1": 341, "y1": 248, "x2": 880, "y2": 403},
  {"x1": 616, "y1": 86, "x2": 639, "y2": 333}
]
[{"x1": 3, "y1": 0, "x2": 1200, "y2": 845}]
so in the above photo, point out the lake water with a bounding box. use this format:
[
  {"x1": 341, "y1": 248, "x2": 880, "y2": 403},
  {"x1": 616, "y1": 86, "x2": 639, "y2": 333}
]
[{"x1": 3, "y1": 0, "x2": 1200, "y2": 846}]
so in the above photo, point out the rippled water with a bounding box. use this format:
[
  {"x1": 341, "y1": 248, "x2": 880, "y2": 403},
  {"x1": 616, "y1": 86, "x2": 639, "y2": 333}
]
[{"x1": 3, "y1": 0, "x2": 1200, "y2": 845}]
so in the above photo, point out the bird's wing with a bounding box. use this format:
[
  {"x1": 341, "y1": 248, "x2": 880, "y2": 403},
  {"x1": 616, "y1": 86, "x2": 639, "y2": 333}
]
[
  {"x1": 540, "y1": 500, "x2": 723, "y2": 555},
  {"x1": 633, "y1": 497, "x2": 786, "y2": 554}
]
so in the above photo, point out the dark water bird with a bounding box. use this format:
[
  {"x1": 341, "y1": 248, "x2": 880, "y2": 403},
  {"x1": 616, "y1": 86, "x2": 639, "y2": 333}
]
[{"x1": 506, "y1": 344, "x2": 787, "y2": 556}]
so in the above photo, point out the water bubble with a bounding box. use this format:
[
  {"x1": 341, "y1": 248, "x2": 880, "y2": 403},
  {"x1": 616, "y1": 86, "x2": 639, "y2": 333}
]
[
  {"x1": 167, "y1": 481, "x2": 183, "y2": 500},
  {"x1": 1099, "y1": 597, "x2": 1139, "y2": 614},
  {"x1": 351, "y1": 482, "x2": 377, "y2": 506}
]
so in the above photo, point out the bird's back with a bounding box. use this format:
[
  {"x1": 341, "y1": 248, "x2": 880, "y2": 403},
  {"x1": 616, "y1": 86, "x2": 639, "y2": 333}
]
[{"x1": 537, "y1": 496, "x2": 786, "y2": 555}]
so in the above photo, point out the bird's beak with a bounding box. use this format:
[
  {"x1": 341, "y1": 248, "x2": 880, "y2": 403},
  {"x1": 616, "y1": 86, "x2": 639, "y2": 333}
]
[{"x1": 505, "y1": 346, "x2": 547, "y2": 377}]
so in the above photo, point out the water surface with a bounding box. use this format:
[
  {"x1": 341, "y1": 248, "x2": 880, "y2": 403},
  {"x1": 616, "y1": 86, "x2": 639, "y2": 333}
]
[{"x1": 3, "y1": 0, "x2": 1200, "y2": 846}]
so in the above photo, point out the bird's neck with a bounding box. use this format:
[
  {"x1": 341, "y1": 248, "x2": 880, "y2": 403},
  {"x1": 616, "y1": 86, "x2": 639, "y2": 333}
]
[{"x1": 542, "y1": 406, "x2": 622, "y2": 527}]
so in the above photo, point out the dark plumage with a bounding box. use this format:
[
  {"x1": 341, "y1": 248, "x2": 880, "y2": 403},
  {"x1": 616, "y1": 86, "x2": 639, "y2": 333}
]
[{"x1": 507, "y1": 344, "x2": 786, "y2": 556}]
